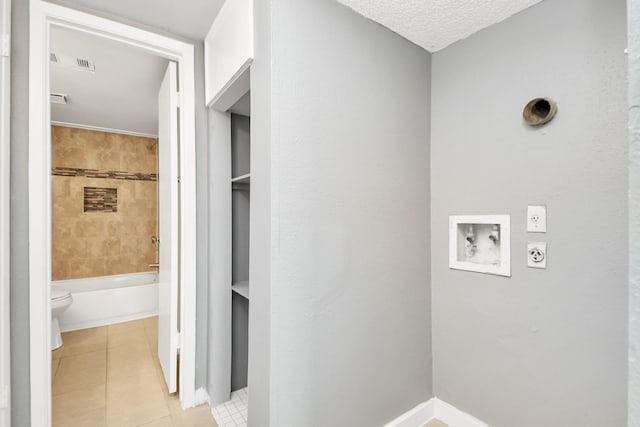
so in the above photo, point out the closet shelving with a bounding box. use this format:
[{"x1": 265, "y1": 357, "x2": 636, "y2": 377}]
[
  {"x1": 231, "y1": 173, "x2": 251, "y2": 184},
  {"x1": 231, "y1": 280, "x2": 249, "y2": 300},
  {"x1": 230, "y1": 110, "x2": 250, "y2": 393},
  {"x1": 231, "y1": 113, "x2": 251, "y2": 302},
  {"x1": 231, "y1": 173, "x2": 250, "y2": 193}
]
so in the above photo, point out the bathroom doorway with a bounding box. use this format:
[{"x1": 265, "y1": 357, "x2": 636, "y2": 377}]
[
  {"x1": 29, "y1": 2, "x2": 198, "y2": 426},
  {"x1": 47, "y1": 24, "x2": 184, "y2": 425}
]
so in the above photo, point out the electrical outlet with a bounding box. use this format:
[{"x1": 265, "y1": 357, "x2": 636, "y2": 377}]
[
  {"x1": 527, "y1": 205, "x2": 547, "y2": 233},
  {"x1": 527, "y1": 242, "x2": 547, "y2": 269}
]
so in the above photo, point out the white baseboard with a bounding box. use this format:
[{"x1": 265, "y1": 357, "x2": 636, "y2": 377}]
[
  {"x1": 384, "y1": 399, "x2": 435, "y2": 427},
  {"x1": 59, "y1": 310, "x2": 158, "y2": 332},
  {"x1": 433, "y1": 398, "x2": 489, "y2": 427},
  {"x1": 384, "y1": 397, "x2": 489, "y2": 427},
  {"x1": 194, "y1": 387, "x2": 211, "y2": 407}
]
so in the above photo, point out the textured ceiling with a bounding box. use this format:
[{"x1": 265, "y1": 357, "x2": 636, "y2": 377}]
[{"x1": 335, "y1": 0, "x2": 545, "y2": 52}]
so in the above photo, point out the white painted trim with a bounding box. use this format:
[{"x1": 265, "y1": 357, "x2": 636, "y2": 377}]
[
  {"x1": 50, "y1": 121, "x2": 158, "y2": 138},
  {"x1": 28, "y1": 2, "x2": 51, "y2": 425},
  {"x1": 383, "y1": 398, "x2": 490, "y2": 427},
  {"x1": 383, "y1": 399, "x2": 435, "y2": 427},
  {"x1": 194, "y1": 387, "x2": 211, "y2": 407},
  {"x1": 177, "y1": 32, "x2": 198, "y2": 413},
  {"x1": 203, "y1": 0, "x2": 253, "y2": 106},
  {"x1": 433, "y1": 398, "x2": 490, "y2": 427},
  {"x1": 60, "y1": 311, "x2": 159, "y2": 332},
  {"x1": 29, "y1": 2, "x2": 198, "y2": 425},
  {"x1": 207, "y1": 58, "x2": 252, "y2": 112},
  {"x1": 0, "y1": 0, "x2": 10, "y2": 424}
]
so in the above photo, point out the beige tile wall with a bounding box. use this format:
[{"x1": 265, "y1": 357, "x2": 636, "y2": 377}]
[{"x1": 51, "y1": 126, "x2": 158, "y2": 281}]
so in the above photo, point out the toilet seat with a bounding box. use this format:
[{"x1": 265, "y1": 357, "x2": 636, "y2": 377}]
[{"x1": 51, "y1": 288, "x2": 71, "y2": 301}]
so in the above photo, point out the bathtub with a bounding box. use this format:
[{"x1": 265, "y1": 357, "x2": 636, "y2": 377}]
[{"x1": 52, "y1": 271, "x2": 159, "y2": 332}]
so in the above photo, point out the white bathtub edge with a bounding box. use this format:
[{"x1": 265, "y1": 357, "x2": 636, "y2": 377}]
[{"x1": 57, "y1": 275, "x2": 159, "y2": 332}]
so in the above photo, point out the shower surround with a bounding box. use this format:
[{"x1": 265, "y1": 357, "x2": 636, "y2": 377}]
[{"x1": 51, "y1": 125, "x2": 158, "y2": 280}]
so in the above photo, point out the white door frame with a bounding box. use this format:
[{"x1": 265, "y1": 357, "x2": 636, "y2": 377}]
[
  {"x1": 0, "y1": 0, "x2": 10, "y2": 425},
  {"x1": 28, "y1": 2, "x2": 198, "y2": 426}
]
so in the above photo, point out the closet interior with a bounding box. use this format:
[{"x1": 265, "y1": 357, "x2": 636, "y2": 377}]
[{"x1": 230, "y1": 93, "x2": 250, "y2": 392}]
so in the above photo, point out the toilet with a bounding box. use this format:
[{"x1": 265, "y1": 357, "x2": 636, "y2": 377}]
[{"x1": 51, "y1": 288, "x2": 73, "y2": 350}]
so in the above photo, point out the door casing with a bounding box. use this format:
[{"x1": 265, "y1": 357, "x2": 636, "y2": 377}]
[{"x1": 28, "y1": 2, "x2": 198, "y2": 426}]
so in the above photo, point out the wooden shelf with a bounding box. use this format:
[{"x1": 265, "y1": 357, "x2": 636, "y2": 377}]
[
  {"x1": 231, "y1": 280, "x2": 249, "y2": 300},
  {"x1": 231, "y1": 173, "x2": 251, "y2": 184}
]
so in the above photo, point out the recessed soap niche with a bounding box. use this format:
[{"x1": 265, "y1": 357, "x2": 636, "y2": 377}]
[{"x1": 449, "y1": 215, "x2": 511, "y2": 277}]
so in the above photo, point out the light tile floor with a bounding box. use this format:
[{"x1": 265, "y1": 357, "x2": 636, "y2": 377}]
[
  {"x1": 52, "y1": 316, "x2": 218, "y2": 427},
  {"x1": 212, "y1": 387, "x2": 248, "y2": 427}
]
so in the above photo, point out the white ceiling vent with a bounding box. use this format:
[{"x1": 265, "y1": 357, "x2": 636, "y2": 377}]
[
  {"x1": 50, "y1": 52, "x2": 96, "y2": 73},
  {"x1": 50, "y1": 93, "x2": 69, "y2": 105},
  {"x1": 75, "y1": 57, "x2": 96, "y2": 72}
]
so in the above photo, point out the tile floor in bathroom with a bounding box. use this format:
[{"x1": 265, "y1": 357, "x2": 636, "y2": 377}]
[
  {"x1": 51, "y1": 316, "x2": 448, "y2": 427},
  {"x1": 51, "y1": 316, "x2": 218, "y2": 427}
]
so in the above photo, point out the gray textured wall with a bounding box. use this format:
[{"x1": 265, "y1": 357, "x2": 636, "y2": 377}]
[
  {"x1": 231, "y1": 113, "x2": 250, "y2": 178},
  {"x1": 431, "y1": 0, "x2": 628, "y2": 426},
  {"x1": 231, "y1": 293, "x2": 248, "y2": 391},
  {"x1": 629, "y1": 0, "x2": 640, "y2": 424},
  {"x1": 9, "y1": 3, "x2": 210, "y2": 423},
  {"x1": 10, "y1": 0, "x2": 30, "y2": 424},
  {"x1": 261, "y1": 0, "x2": 432, "y2": 425}
]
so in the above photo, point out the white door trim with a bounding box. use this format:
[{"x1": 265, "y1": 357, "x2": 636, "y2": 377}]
[
  {"x1": 0, "y1": 0, "x2": 10, "y2": 424},
  {"x1": 28, "y1": 2, "x2": 198, "y2": 426}
]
